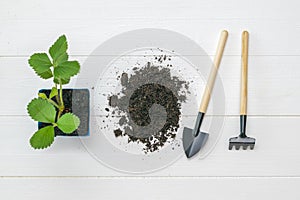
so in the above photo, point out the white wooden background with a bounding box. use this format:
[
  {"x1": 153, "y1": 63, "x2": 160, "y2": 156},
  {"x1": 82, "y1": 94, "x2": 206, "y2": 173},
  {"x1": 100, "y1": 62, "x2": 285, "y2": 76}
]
[{"x1": 1, "y1": 0, "x2": 300, "y2": 199}]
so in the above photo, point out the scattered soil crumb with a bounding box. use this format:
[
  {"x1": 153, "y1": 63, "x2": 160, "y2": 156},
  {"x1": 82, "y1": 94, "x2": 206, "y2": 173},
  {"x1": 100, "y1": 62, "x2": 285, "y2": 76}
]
[{"x1": 107, "y1": 60, "x2": 189, "y2": 153}]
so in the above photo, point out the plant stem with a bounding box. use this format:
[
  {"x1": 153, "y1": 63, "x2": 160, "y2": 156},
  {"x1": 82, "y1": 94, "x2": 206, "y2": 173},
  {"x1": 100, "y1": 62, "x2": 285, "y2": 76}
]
[
  {"x1": 47, "y1": 99, "x2": 60, "y2": 109},
  {"x1": 59, "y1": 81, "x2": 64, "y2": 108},
  {"x1": 54, "y1": 83, "x2": 60, "y2": 104},
  {"x1": 57, "y1": 80, "x2": 64, "y2": 119}
]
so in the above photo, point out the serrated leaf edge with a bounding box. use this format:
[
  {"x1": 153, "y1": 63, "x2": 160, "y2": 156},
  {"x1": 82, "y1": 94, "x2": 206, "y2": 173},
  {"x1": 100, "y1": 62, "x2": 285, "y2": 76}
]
[
  {"x1": 30, "y1": 126, "x2": 55, "y2": 150},
  {"x1": 54, "y1": 60, "x2": 80, "y2": 80},
  {"x1": 28, "y1": 53, "x2": 52, "y2": 69},
  {"x1": 28, "y1": 53, "x2": 53, "y2": 79},
  {"x1": 57, "y1": 113, "x2": 80, "y2": 134},
  {"x1": 27, "y1": 98, "x2": 56, "y2": 123},
  {"x1": 49, "y1": 35, "x2": 68, "y2": 61}
]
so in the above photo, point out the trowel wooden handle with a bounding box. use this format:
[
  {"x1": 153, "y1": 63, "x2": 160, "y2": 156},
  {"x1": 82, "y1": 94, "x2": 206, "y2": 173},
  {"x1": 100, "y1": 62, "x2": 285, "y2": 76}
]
[
  {"x1": 199, "y1": 30, "x2": 228, "y2": 113},
  {"x1": 240, "y1": 31, "x2": 249, "y2": 115}
]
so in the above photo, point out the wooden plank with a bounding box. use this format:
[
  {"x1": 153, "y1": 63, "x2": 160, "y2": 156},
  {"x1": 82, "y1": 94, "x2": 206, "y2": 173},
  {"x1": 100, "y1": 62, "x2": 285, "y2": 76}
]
[
  {"x1": 0, "y1": 177, "x2": 299, "y2": 200},
  {"x1": 0, "y1": 55, "x2": 299, "y2": 116},
  {"x1": 0, "y1": 116, "x2": 299, "y2": 176},
  {"x1": 1, "y1": 0, "x2": 299, "y2": 20},
  {"x1": 1, "y1": 19, "x2": 300, "y2": 56}
]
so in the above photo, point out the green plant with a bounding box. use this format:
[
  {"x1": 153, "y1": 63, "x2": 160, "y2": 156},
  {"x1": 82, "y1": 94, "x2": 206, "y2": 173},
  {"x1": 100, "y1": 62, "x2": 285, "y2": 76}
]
[{"x1": 27, "y1": 35, "x2": 81, "y2": 149}]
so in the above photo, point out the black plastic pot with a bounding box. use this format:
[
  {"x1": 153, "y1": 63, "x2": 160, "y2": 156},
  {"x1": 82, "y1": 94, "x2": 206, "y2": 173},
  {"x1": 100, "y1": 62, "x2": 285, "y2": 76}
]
[{"x1": 38, "y1": 89, "x2": 90, "y2": 136}]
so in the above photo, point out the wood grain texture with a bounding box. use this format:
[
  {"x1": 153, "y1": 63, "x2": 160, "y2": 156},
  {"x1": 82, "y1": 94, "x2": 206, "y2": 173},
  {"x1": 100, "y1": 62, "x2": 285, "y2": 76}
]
[
  {"x1": 240, "y1": 31, "x2": 249, "y2": 115},
  {"x1": 2, "y1": 20, "x2": 300, "y2": 56},
  {"x1": 0, "y1": 177, "x2": 300, "y2": 200},
  {"x1": 199, "y1": 30, "x2": 228, "y2": 113}
]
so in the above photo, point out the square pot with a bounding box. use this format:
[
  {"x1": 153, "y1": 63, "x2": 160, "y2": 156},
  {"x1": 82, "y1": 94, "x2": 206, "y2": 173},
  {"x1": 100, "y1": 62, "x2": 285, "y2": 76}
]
[{"x1": 38, "y1": 89, "x2": 90, "y2": 136}]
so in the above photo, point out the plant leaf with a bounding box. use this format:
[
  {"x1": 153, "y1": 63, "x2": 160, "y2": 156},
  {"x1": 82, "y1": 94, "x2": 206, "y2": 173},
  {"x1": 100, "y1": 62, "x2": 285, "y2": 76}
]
[
  {"x1": 56, "y1": 52, "x2": 69, "y2": 66},
  {"x1": 38, "y1": 93, "x2": 48, "y2": 99},
  {"x1": 57, "y1": 113, "x2": 80, "y2": 134},
  {"x1": 28, "y1": 53, "x2": 53, "y2": 79},
  {"x1": 27, "y1": 98, "x2": 56, "y2": 123},
  {"x1": 53, "y1": 76, "x2": 70, "y2": 85},
  {"x1": 49, "y1": 87, "x2": 58, "y2": 99},
  {"x1": 38, "y1": 70, "x2": 53, "y2": 79},
  {"x1": 49, "y1": 35, "x2": 68, "y2": 65},
  {"x1": 30, "y1": 126, "x2": 55, "y2": 149},
  {"x1": 54, "y1": 61, "x2": 80, "y2": 80}
]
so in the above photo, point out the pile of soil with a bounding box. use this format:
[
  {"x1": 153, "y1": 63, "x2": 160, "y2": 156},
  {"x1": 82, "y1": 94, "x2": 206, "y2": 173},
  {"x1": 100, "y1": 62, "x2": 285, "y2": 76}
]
[{"x1": 107, "y1": 62, "x2": 189, "y2": 153}]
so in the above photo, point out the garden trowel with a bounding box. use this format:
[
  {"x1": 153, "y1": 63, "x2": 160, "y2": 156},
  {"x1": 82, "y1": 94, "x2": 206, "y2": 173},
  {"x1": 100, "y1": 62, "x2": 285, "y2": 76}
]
[{"x1": 183, "y1": 30, "x2": 228, "y2": 158}]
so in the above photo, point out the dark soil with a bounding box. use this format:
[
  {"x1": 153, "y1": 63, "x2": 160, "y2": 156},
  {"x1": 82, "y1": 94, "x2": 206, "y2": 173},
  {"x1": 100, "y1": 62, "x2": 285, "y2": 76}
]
[
  {"x1": 107, "y1": 61, "x2": 189, "y2": 153},
  {"x1": 38, "y1": 89, "x2": 89, "y2": 136},
  {"x1": 128, "y1": 83, "x2": 180, "y2": 136}
]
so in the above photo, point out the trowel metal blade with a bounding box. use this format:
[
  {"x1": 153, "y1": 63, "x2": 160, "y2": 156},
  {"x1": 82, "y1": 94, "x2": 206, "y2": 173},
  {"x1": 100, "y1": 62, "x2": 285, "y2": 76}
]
[{"x1": 183, "y1": 127, "x2": 209, "y2": 158}]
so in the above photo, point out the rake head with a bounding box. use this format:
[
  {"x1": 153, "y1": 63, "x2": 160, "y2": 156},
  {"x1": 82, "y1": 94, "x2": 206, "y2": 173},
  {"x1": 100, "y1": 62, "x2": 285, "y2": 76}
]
[
  {"x1": 229, "y1": 136, "x2": 255, "y2": 150},
  {"x1": 229, "y1": 115, "x2": 256, "y2": 150}
]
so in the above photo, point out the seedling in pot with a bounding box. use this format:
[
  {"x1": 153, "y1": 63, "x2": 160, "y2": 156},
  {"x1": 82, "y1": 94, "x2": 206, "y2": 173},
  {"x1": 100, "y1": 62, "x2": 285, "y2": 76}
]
[{"x1": 27, "y1": 35, "x2": 81, "y2": 149}]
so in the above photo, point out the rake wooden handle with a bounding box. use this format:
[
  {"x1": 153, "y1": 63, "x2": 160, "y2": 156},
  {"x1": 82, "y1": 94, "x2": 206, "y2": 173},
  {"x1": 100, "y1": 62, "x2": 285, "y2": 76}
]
[
  {"x1": 240, "y1": 31, "x2": 249, "y2": 115},
  {"x1": 199, "y1": 30, "x2": 228, "y2": 113}
]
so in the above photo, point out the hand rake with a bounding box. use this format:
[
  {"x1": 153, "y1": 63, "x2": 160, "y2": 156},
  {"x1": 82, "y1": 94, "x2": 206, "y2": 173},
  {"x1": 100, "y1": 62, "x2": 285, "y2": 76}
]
[{"x1": 229, "y1": 31, "x2": 256, "y2": 150}]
